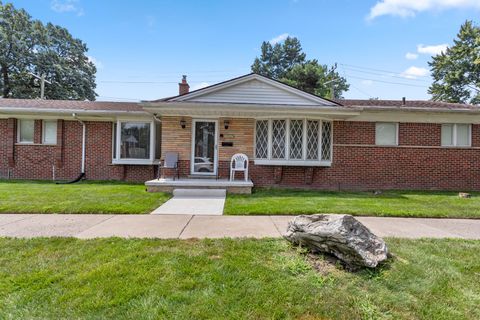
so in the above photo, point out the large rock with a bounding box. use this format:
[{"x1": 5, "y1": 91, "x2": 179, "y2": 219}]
[{"x1": 284, "y1": 214, "x2": 388, "y2": 269}]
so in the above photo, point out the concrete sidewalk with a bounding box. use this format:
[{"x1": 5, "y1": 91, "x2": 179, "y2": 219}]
[{"x1": 0, "y1": 214, "x2": 479, "y2": 239}]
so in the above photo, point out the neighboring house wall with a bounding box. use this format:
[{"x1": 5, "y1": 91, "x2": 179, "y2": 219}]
[{"x1": 0, "y1": 119, "x2": 157, "y2": 182}]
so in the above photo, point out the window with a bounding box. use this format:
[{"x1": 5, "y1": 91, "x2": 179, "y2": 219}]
[
  {"x1": 255, "y1": 119, "x2": 332, "y2": 165},
  {"x1": 42, "y1": 120, "x2": 57, "y2": 144},
  {"x1": 272, "y1": 120, "x2": 286, "y2": 159},
  {"x1": 375, "y1": 122, "x2": 398, "y2": 146},
  {"x1": 255, "y1": 120, "x2": 269, "y2": 159},
  {"x1": 113, "y1": 120, "x2": 156, "y2": 164},
  {"x1": 18, "y1": 119, "x2": 34, "y2": 143},
  {"x1": 441, "y1": 124, "x2": 471, "y2": 147},
  {"x1": 289, "y1": 120, "x2": 304, "y2": 160},
  {"x1": 120, "y1": 122, "x2": 151, "y2": 159}
]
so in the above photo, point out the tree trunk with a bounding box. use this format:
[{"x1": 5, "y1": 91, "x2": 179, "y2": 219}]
[{"x1": 1, "y1": 64, "x2": 10, "y2": 98}]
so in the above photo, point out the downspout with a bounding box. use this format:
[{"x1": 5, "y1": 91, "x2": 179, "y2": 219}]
[
  {"x1": 56, "y1": 113, "x2": 86, "y2": 184},
  {"x1": 73, "y1": 113, "x2": 86, "y2": 174}
]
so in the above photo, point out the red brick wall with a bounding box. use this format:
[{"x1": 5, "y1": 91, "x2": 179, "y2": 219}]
[
  {"x1": 248, "y1": 121, "x2": 480, "y2": 191},
  {"x1": 0, "y1": 119, "x2": 156, "y2": 182},
  {"x1": 334, "y1": 121, "x2": 375, "y2": 144},
  {"x1": 399, "y1": 123, "x2": 441, "y2": 146}
]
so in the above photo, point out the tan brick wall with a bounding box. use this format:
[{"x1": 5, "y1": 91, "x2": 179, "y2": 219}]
[
  {"x1": 160, "y1": 116, "x2": 254, "y2": 163},
  {"x1": 160, "y1": 116, "x2": 192, "y2": 161},
  {"x1": 218, "y1": 117, "x2": 254, "y2": 161}
]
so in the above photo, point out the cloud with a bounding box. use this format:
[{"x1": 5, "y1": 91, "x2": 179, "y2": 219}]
[
  {"x1": 400, "y1": 66, "x2": 429, "y2": 79},
  {"x1": 361, "y1": 80, "x2": 374, "y2": 86},
  {"x1": 269, "y1": 33, "x2": 290, "y2": 45},
  {"x1": 87, "y1": 56, "x2": 103, "y2": 69},
  {"x1": 405, "y1": 52, "x2": 418, "y2": 60},
  {"x1": 51, "y1": 0, "x2": 84, "y2": 16},
  {"x1": 417, "y1": 44, "x2": 448, "y2": 55},
  {"x1": 191, "y1": 82, "x2": 210, "y2": 91},
  {"x1": 367, "y1": 0, "x2": 480, "y2": 20}
]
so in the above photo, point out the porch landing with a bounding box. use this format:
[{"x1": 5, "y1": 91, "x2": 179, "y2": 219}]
[{"x1": 145, "y1": 178, "x2": 253, "y2": 194}]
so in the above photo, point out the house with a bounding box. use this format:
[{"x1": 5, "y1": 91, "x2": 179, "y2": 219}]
[{"x1": 1, "y1": 73, "x2": 480, "y2": 193}]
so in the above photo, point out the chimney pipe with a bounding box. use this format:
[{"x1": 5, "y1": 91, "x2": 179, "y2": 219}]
[
  {"x1": 402, "y1": 97, "x2": 406, "y2": 105},
  {"x1": 179, "y1": 75, "x2": 189, "y2": 95}
]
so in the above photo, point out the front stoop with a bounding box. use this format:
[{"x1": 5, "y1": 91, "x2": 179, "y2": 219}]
[
  {"x1": 151, "y1": 188, "x2": 226, "y2": 215},
  {"x1": 145, "y1": 178, "x2": 253, "y2": 194}
]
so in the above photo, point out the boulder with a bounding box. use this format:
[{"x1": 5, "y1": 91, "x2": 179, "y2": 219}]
[{"x1": 284, "y1": 214, "x2": 388, "y2": 269}]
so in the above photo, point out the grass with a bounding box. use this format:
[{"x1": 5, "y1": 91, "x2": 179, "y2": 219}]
[
  {"x1": 0, "y1": 237, "x2": 479, "y2": 319},
  {"x1": 0, "y1": 180, "x2": 170, "y2": 214},
  {"x1": 225, "y1": 188, "x2": 480, "y2": 218}
]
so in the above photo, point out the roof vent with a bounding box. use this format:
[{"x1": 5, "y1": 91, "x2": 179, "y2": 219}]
[{"x1": 402, "y1": 97, "x2": 406, "y2": 106}]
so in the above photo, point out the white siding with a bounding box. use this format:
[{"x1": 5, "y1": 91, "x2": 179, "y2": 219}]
[{"x1": 188, "y1": 79, "x2": 324, "y2": 106}]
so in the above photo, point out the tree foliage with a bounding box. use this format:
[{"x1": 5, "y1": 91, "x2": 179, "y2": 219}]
[
  {"x1": 429, "y1": 20, "x2": 480, "y2": 104},
  {"x1": 0, "y1": 1, "x2": 96, "y2": 100},
  {"x1": 251, "y1": 37, "x2": 349, "y2": 98}
]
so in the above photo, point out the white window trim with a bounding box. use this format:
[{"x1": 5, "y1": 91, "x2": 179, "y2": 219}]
[
  {"x1": 42, "y1": 120, "x2": 57, "y2": 145},
  {"x1": 17, "y1": 119, "x2": 35, "y2": 144},
  {"x1": 441, "y1": 123, "x2": 472, "y2": 147},
  {"x1": 112, "y1": 119, "x2": 156, "y2": 165},
  {"x1": 375, "y1": 122, "x2": 399, "y2": 146},
  {"x1": 254, "y1": 118, "x2": 332, "y2": 166}
]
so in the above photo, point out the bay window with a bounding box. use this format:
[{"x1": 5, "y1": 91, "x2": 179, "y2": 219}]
[
  {"x1": 112, "y1": 120, "x2": 157, "y2": 164},
  {"x1": 255, "y1": 119, "x2": 332, "y2": 166}
]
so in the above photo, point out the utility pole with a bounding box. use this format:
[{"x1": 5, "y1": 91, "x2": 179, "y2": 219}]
[
  {"x1": 324, "y1": 78, "x2": 340, "y2": 99},
  {"x1": 29, "y1": 73, "x2": 52, "y2": 99}
]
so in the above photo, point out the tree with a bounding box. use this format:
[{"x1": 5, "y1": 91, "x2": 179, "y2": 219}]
[
  {"x1": 429, "y1": 20, "x2": 480, "y2": 104},
  {"x1": 251, "y1": 36, "x2": 349, "y2": 98},
  {"x1": 0, "y1": 1, "x2": 96, "y2": 100}
]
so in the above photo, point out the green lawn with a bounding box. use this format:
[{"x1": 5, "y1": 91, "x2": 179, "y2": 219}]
[
  {"x1": 225, "y1": 188, "x2": 480, "y2": 218},
  {"x1": 0, "y1": 238, "x2": 478, "y2": 319},
  {"x1": 0, "y1": 180, "x2": 169, "y2": 214}
]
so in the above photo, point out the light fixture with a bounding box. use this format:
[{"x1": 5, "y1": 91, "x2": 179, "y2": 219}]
[
  {"x1": 224, "y1": 119, "x2": 230, "y2": 130},
  {"x1": 180, "y1": 119, "x2": 186, "y2": 129}
]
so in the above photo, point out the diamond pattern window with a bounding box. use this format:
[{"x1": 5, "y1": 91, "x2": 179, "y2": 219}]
[
  {"x1": 272, "y1": 120, "x2": 286, "y2": 159},
  {"x1": 289, "y1": 120, "x2": 304, "y2": 160},
  {"x1": 254, "y1": 119, "x2": 332, "y2": 164},
  {"x1": 255, "y1": 120, "x2": 269, "y2": 159},
  {"x1": 306, "y1": 120, "x2": 320, "y2": 160},
  {"x1": 321, "y1": 121, "x2": 332, "y2": 161}
]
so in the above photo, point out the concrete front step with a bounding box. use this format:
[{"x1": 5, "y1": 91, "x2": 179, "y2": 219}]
[
  {"x1": 145, "y1": 178, "x2": 253, "y2": 194},
  {"x1": 173, "y1": 188, "x2": 226, "y2": 198}
]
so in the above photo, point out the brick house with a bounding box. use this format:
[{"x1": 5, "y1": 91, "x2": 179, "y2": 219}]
[{"x1": 1, "y1": 73, "x2": 480, "y2": 193}]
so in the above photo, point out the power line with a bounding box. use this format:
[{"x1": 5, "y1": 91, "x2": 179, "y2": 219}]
[
  {"x1": 349, "y1": 84, "x2": 374, "y2": 99},
  {"x1": 339, "y1": 63, "x2": 431, "y2": 79},
  {"x1": 344, "y1": 74, "x2": 430, "y2": 88},
  {"x1": 341, "y1": 66, "x2": 431, "y2": 83}
]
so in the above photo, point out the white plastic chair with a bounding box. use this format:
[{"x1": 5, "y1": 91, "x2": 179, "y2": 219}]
[{"x1": 230, "y1": 153, "x2": 249, "y2": 181}]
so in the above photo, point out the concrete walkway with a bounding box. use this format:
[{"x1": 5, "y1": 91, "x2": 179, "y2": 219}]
[
  {"x1": 151, "y1": 189, "x2": 226, "y2": 215},
  {"x1": 0, "y1": 214, "x2": 479, "y2": 239}
]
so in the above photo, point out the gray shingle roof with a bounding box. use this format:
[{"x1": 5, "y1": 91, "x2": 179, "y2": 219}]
[{"x1": 0, "y1": 98, "x2": 143, "y2": 112}]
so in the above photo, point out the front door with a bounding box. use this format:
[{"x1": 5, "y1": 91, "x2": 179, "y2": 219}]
[{"x1": 191, "y1": 120, "x2": 217, "y2": 175}]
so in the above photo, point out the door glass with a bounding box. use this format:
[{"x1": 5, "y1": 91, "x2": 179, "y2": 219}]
[{"x1": 193, "y1": 121, "x2": 215, "y2": 173}]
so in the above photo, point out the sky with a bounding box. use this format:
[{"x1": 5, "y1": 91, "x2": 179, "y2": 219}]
[{"x1": 8, "y1": 0, "x2": 480, "y2": 102}]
